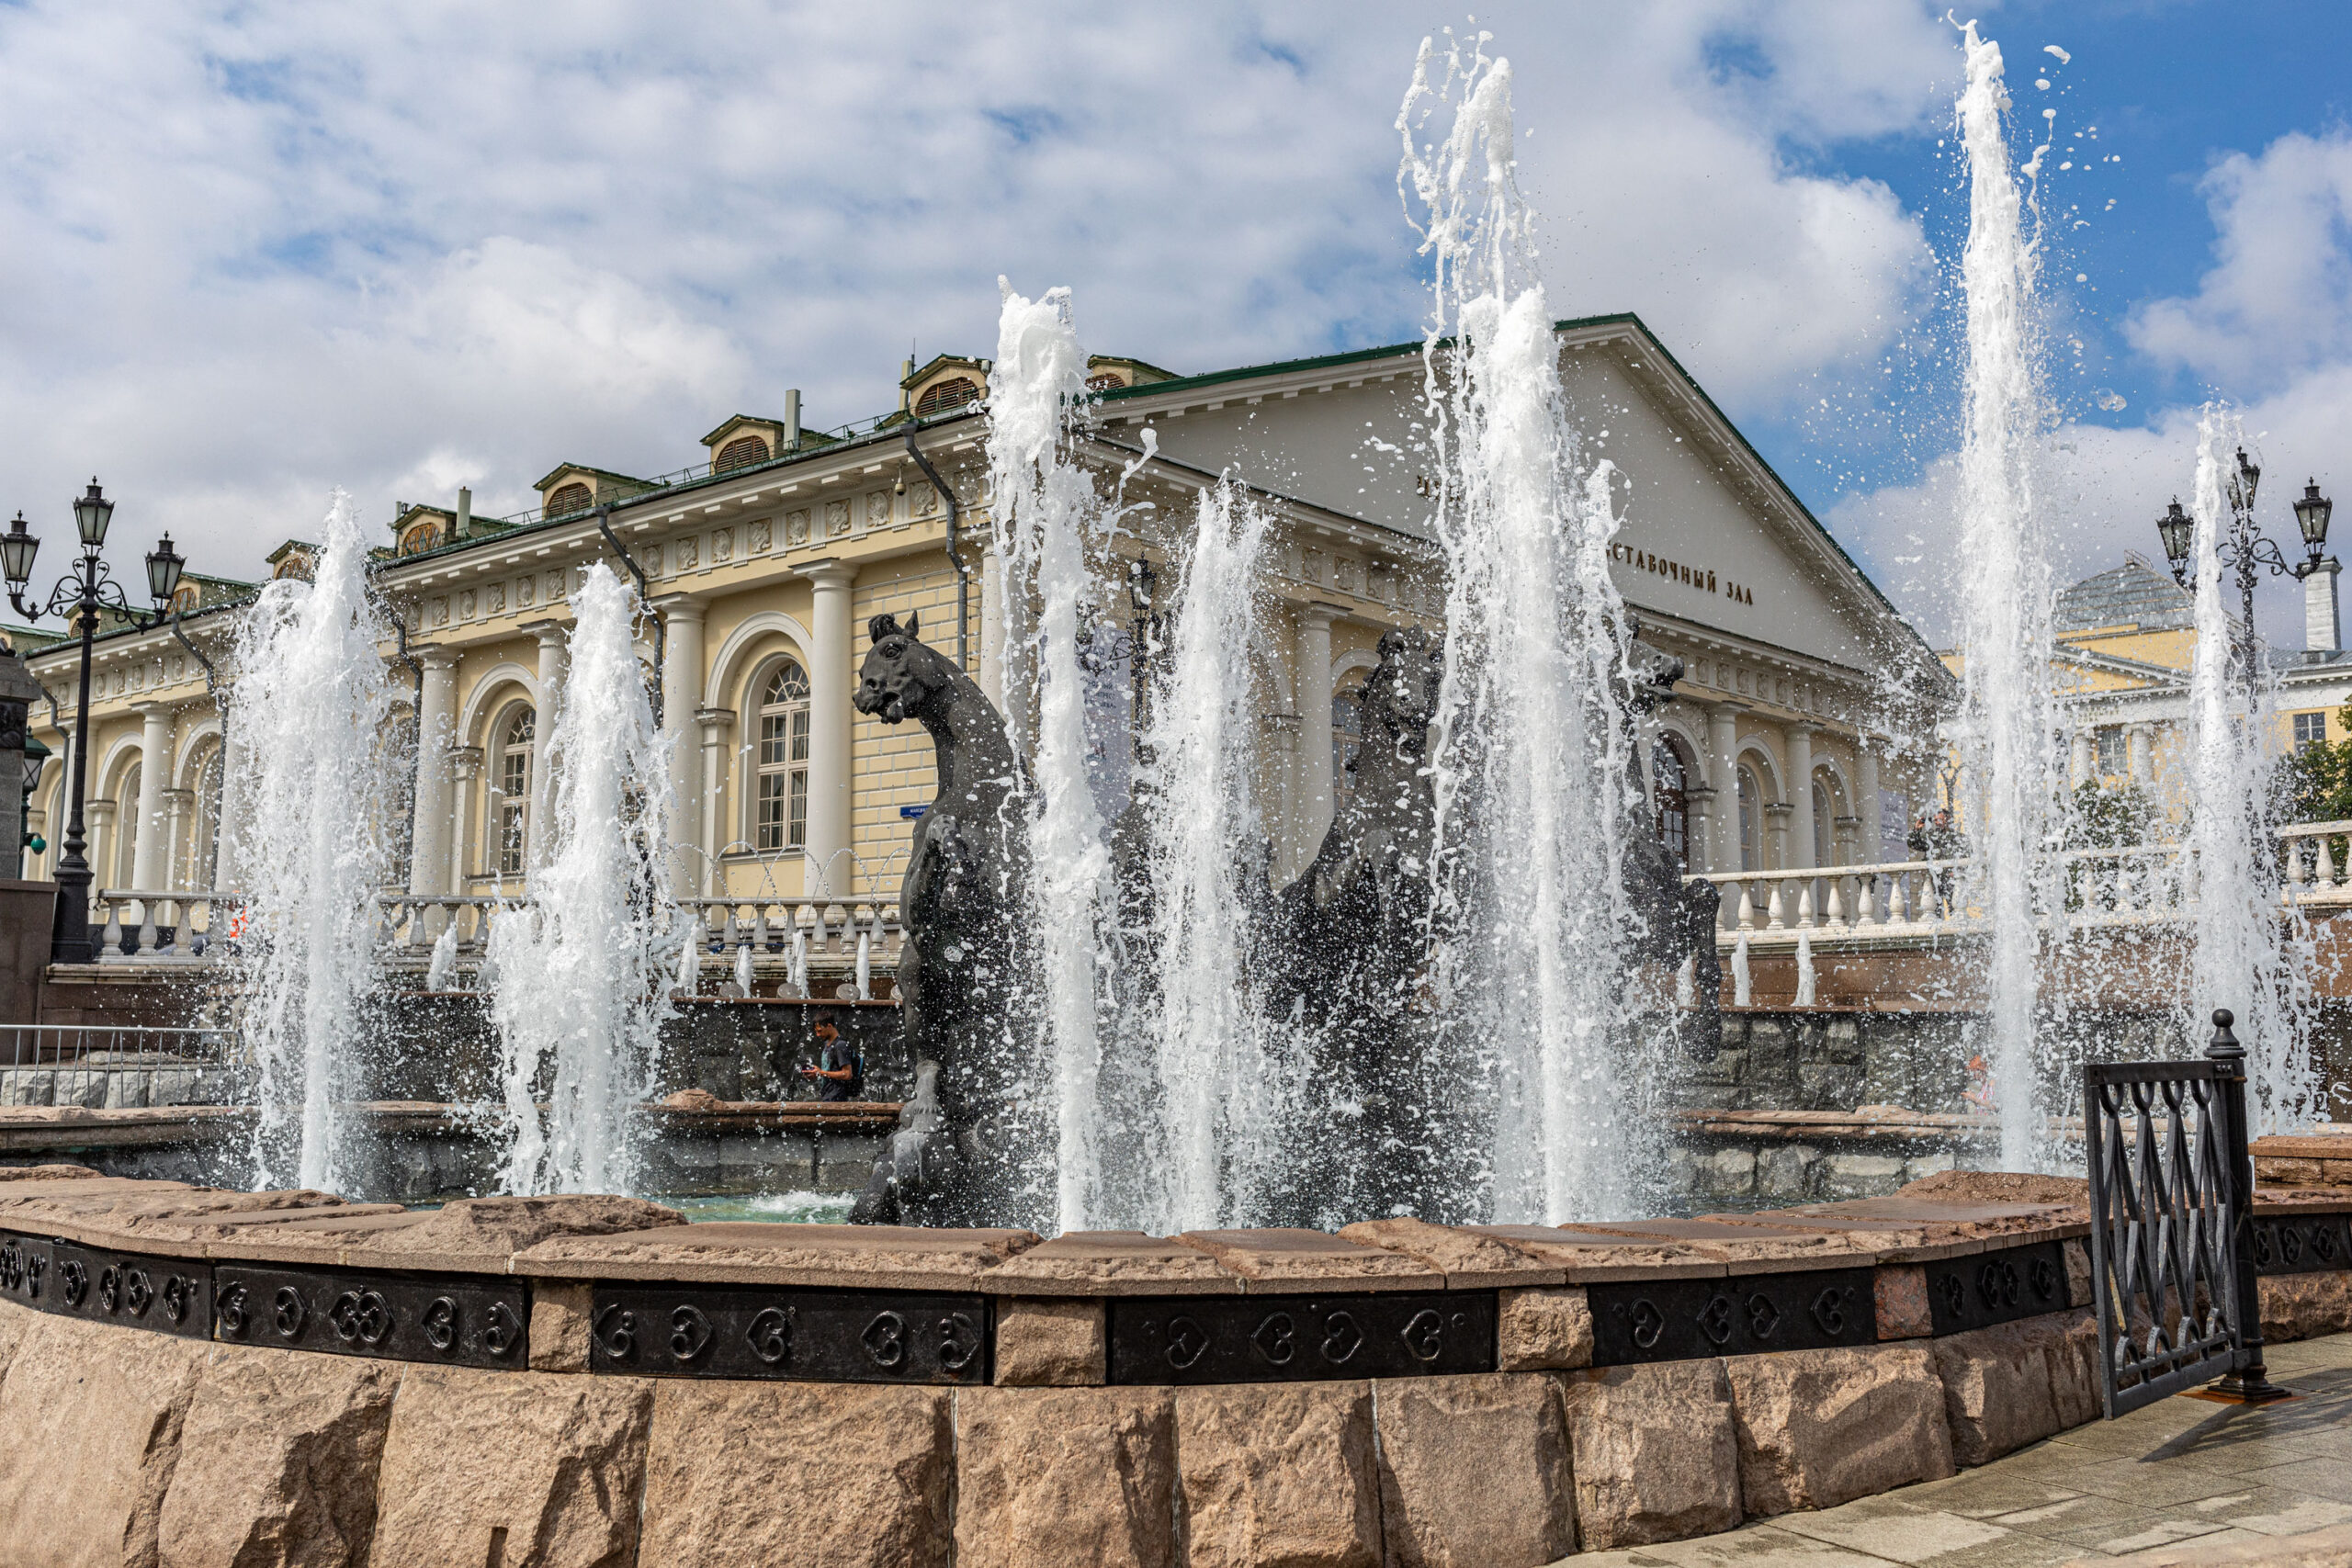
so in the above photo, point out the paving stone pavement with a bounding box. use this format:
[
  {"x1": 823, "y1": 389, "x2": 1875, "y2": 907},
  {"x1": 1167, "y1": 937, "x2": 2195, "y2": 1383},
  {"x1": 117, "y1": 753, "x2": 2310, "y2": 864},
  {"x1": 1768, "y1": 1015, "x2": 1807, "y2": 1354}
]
[{"x1": 1557, "y1": 1332, "x2": 2352, "y2": 1565}]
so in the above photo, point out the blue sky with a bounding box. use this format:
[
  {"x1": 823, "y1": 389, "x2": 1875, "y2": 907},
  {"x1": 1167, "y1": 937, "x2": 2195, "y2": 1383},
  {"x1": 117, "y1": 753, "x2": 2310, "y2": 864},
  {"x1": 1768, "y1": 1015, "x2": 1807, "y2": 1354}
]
[{"x1": 1, "y1": 1, "x2": 2346, "y2": 645}]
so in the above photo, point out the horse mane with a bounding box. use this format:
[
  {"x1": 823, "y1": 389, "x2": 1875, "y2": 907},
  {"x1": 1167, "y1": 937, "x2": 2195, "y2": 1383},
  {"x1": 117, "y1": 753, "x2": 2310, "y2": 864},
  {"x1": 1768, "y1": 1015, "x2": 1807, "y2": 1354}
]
[{"x1": 869, "y1": 612, "x2": 906, "y2": 644}]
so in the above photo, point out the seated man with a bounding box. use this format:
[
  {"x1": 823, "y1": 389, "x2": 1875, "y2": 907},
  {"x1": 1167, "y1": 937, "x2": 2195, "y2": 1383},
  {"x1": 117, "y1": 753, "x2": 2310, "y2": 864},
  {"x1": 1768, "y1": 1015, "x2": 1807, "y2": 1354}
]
[{"x1": 798, "y1": 1017, "x2": 864, "y2": 1103}]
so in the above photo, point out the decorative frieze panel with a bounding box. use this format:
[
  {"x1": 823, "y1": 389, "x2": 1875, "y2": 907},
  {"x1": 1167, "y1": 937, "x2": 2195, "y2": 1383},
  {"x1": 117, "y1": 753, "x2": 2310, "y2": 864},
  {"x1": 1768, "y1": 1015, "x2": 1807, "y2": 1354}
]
[
  {"x1": 0, "y1": 1231, "x2": 212, "y2": 1342},
  {"x1": 2253, "y1": 1210, "x2": 2350, "y2": 1276},
  {"x1": 1923, "y1": 1241, "x2": 2068, "y2": 1337},
  {"x1": 1106, "y1": 1292, "x2": 1496, "y2": 1386},
  {"x1": 1589, "y1": 1267, "x2": 1874, "y2": 1366},
  {"x1": 213, "y1": 1263, "x2": 528, "y2": 1369},
  {"x1": 588, "y1": 1283, "x2": 992, "y2": 1385}
]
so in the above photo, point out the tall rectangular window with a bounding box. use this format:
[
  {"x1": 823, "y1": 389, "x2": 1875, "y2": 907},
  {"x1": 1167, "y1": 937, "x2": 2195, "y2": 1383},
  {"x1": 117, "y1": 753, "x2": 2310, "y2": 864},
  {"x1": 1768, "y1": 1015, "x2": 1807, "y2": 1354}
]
[
  {"x1": 2095, "y1": 725, "x2": 2127, "y2": 777},
  {"x1": 756, "y1": 661, "x2": 812, "y2": 852},
  {"x1": 2294, "y1": 711, "x2": 2327, "y2": 751}
]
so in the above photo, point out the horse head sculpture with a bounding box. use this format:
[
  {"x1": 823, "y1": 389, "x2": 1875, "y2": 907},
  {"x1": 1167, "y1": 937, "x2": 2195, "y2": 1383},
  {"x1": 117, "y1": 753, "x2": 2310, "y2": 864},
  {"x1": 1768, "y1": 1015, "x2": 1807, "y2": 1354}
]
[{"x1": 854, "y1": 611, "x2": 963, "y2": 727}]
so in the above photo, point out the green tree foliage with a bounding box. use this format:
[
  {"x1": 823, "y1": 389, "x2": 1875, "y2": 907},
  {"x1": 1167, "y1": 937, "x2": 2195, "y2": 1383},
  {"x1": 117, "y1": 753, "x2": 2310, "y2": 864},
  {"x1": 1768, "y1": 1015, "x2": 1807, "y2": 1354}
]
[{"x1": 2285, "y1": 704, "x2": 2352, "y2": 824}]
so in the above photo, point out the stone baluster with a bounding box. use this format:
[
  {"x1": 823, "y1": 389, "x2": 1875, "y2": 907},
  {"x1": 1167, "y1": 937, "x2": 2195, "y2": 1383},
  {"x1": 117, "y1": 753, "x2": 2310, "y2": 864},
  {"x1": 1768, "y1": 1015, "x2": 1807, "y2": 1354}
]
[
  {"x1": 1824, "y1": 875, "x2": 1845, "y2": 928},
  {"x1": 1795, "y1": 876, "x2": 1816, "y2": 930},
  {"x1": 1765, "y1": 877, "x2": 1787, "y2": 931},
  {"x1": 1854, "y1": 874, "x2": 1876, "y2": 926},
  {"x1": 825, "y1": 904, "x2": 847, "y2": 955},
  {"x1": 1885, "y1": 869, "x2": 1908, "y2": 923},
  {"x1": 2320, "y1": 834, "x2": 2342, "y2": 892},
  {"x1": 752, "y1": 906, "x2": 773, "y2": 955},
  {"x1": 1732, "y1": 878, "x2": 1755, "y2": 931},
  {"x1": 98, "y1": 899, "x2": 126, "y2": 962}
]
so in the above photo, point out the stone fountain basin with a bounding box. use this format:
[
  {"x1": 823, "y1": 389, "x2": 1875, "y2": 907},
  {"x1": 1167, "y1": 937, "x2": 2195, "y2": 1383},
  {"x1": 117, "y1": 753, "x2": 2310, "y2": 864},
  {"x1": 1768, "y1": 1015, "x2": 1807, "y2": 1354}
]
[{"x1": 0, "y1": 1168, "x2": 2345, "y2": 1565}]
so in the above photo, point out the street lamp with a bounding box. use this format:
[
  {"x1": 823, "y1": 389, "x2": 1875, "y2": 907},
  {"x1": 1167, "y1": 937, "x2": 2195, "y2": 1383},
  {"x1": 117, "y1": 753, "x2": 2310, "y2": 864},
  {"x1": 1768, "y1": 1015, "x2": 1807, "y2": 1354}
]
[
  {"x1": 3, "y1": 481, "x2": 192, "y2": 962},
  {"x1": 2155, "y1": 450, "x2": 2330, "y2": 702}
]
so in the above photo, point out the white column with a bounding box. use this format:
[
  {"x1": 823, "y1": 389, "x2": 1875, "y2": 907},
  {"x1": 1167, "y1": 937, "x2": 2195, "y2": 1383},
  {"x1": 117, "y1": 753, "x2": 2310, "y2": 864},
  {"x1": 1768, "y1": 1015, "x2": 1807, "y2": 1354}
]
[
  {"x1": 1685, "y1": 784, "x2": 1718, "y2": 876},
  {"x1": 1763, "y1": 802, "x2": 1792, "y2": 873},
  {"x1": 1855, "y1": 739, "x2": 1883, "y2": 862},
  {"x1": 1707, "y1": 703, "x2": 1744, "y2": 873},
  {"x1": 130, "y1": 704, "x2": 175, "y2": 890},
  {"x1": 2069, "y1": 728, "x2": 2093, "y2": 787},
  {"x1": 655, "y1": 594, "x2": 707, "y2": 895},
  {"x1": 408, "y1": 649, "x2": 459, "y2": 897},
  {"x1": 163, "y1": 790, "x2": 194, "y2": 887},
  {"x1": 697, "y1": 709, "x2": 735, "y2": 896},
  {"x1": 799, "y1": 560, "x2": 857, "y2": 897},
  {"x1": 978, "y1": 547, "x2": 1006, "y2": 705},
  {"x1": 87, "y1": 798, "x2": 117, "y2": 889},
  {"x1": 2304, "y1": 558, "x2": 2341, "y2": 653},
  {"x1": 527, "y1": 621, "x2": 567, "y2": 871},
  {"x1": 1783, "y1": 723, "x2": 1815, "y2": 871},
  {"x1": 2128, "y1": 722, "x2": 2153, "y2": 784},
  {"x1": 448, "y1": 749, "x2": 482, "y2": 889},
  {"x1": 1295, "y1": 603, "x2": 1343, "y2": 853}
]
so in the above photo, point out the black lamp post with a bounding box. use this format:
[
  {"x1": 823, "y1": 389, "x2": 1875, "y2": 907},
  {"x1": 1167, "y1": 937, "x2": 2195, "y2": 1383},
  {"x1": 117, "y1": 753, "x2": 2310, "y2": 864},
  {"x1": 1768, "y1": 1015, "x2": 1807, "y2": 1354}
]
[
  {"x1": 2155, "y1": 451, "x2": 2332, "y2": 702},
  {"x1": 3, "y1": 483, "x2": 190, "y2": 962}
]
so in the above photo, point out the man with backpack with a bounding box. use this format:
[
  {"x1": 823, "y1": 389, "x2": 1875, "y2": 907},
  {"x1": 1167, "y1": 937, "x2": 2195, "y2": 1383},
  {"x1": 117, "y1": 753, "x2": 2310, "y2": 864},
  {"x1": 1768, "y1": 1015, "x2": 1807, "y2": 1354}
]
[{"x1": 800, "y1": 1017, "x2": 864, "y2": 1102}]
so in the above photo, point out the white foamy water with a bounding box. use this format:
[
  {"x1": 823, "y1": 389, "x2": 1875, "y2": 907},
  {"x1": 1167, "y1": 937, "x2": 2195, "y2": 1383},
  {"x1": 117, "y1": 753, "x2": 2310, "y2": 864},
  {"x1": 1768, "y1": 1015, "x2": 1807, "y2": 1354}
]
[
  {"x1": 1124, "y1": 479, "x2": 1282, "y2": 1232},
  {"x1": 1400, "y1": 39, "x2": 1645, "y2": 1224},
  {"x1": 2183, "y1": 411, "x2": 2320, "y2": 1133},
  {"x1": 486, "y1": 564, "x2": 676, "y2": 1194},
  {"x1": 986, "y1": 281, "x2": 1112, "y2": 1230},
  {"x1": 227, "y1": 491, "x2": 403, "y2": 1191},
  {"x1": 1951, "y1": 22, "x2": 2065, "y2": 1170}
]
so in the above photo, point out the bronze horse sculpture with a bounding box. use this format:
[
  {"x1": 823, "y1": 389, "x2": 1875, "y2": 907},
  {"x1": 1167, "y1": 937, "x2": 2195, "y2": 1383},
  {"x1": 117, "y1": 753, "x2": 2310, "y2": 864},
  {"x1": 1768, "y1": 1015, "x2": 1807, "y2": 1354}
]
[{"x1": 846, "y1": 611, "x2": 1035, "y2": 1226}]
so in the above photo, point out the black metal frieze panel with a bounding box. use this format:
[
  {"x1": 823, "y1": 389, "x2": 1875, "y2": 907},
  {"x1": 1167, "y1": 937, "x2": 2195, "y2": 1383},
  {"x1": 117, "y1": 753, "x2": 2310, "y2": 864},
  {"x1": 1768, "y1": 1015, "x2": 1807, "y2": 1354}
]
[
  {"x1": 0, "y1": 1231, "x2": 212, "y2": 1341},
  {"x1": 1924, "y1": 1241, "x2": 2068, "y2": 1337},
  {"x1": 1106, "y1": 1293, "x2": 1497, "y2": 1385},
  {"x1": 1589, "y1": 1269, "x2": 1873, "y2": 1367},
  {"x1": 212, "y1": 1264, "x2": 528, "y2": 1370},
  {"x1": 2252, "y1": 1212, "x2": 2352, "y2": 1276},
  {"x1": 588, "y1": 1284, "x2": 992, "y2": 1384}
]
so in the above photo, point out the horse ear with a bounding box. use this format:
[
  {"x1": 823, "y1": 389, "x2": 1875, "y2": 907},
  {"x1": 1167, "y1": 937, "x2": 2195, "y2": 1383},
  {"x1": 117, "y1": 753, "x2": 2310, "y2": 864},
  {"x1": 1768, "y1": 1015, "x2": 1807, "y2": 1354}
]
[
  {"x1": 867, "y1": 613, "x2": 901, "y2": 644},
  {"x1": 905, "y1": 610, "x2": 920, "y2": 640}
]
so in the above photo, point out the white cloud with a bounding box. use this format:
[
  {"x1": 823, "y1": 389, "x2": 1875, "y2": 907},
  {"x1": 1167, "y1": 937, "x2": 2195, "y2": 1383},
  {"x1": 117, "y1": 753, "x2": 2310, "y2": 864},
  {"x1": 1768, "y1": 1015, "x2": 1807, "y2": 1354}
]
[
  {"x1": 2126, "y1": 130, "x2": 2352, "y2": 394},
  {"x1": 0, "y1": 0, "x2": 1959, "y2": 584}
]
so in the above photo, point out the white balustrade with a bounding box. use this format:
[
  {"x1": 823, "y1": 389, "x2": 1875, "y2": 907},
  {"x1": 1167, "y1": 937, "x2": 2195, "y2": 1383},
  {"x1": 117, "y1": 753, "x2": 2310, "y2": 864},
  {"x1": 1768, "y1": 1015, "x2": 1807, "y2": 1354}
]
[{"x1": 86, "y1": 889, "x2": 248, "y2": 963}]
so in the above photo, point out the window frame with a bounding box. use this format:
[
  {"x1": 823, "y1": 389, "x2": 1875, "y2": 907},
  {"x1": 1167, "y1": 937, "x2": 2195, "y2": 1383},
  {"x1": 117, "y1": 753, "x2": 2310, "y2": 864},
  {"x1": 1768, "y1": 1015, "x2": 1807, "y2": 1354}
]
[
  {"x1": 752, "y1": 658, "x2": 813, "y2": 854},
  {"x1": 491, "y1": 705, "x2": 535, "y2": 878}
]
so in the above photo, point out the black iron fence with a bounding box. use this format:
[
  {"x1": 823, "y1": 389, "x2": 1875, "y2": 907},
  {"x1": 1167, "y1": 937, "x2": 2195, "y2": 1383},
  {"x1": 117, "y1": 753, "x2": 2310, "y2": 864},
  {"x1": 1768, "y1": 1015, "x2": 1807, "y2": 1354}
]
[{"x1": 2084, "y1": 1009, "x2": 2286, "y2": 1417}]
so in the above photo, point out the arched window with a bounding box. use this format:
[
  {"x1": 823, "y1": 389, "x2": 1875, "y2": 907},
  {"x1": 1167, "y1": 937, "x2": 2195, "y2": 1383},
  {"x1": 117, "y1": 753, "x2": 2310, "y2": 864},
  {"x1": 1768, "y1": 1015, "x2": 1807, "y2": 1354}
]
[
  {"x1": 193, "y1": 747, "x2": 223, "y2": 886},
  {"x1": 492, "y1": 707, "x2": 534, "y2": 876},
  {"x1": 716, "y1": 435, "x2": 770, "y2": 473},
  {"x1": 1085, "y1": 371, "x2": 1125, "y2": 391},
  {"x1": 399, "y1": 519, "x2": 446, "y2": 556},
  {"x1": 755, "y1": 661, "x2": 811, "y2": 852},
  {"x1": 914, "y1": 378, "x2": 979, "y2": 417},
  {"x1": 170, "y1": 581, "x2": 201, "y2": 615},
  {"x1": 116, "y1": 763, "x2": 141, "y2": 886},
  {"x1": 1654, "y1": 738, "x2": 1691, "y2": 870},
  {"x1": 271, "y1": 552, "x2": 312, "y2": 582},
  {"x1": 1737, "y1": 763, "x2": 1759, "y2": 872},
  {"x1": 1331, "y1": 687, "x2": 1364, "y2": 813},
  {"x1": 1813, "y1": 780, "x2": 1834, "y2": 866},
  {"x1": 545, "y1": 483, "x2": 593, "y2": 518}
]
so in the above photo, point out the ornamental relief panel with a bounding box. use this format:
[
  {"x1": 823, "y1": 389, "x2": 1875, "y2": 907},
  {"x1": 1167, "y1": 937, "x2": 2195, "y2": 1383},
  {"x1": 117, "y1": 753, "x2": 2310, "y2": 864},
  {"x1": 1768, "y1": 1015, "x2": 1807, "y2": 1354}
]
[
  {"x1": 674, "y1": 536, "x2": 699, "y2": 572},
  {"x1": 751, "y1": 518, "x2": 772, "y2": 553},
  {"x1": 712, "y1": 527, "x2": 733, "y2": 564},
  {"x1": 786, "y1": 510, "x2": 811, "y2": 547},
  {"x1": 825, "y1": 499, "x2": 851, "y2": 537},
  {"x1": 865, "y1": 491, "x2": 890, "y2": 529},
  {"x1": 458, "y1": 591, "x2": 476, "y2": 620},
  {"x1": 514, "y1": 575, "x2": 534, "y2": 608},
  {"x1": 489, "y1": 583, "x2": 505, "y2": 615},
  {"x1": 431, "y1": 598, "x2": 449, "y2": 627}
]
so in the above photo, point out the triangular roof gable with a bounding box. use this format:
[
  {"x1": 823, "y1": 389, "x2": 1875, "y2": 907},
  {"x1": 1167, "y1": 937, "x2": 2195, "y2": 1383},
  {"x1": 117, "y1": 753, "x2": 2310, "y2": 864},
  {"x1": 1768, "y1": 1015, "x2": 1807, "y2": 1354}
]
[
  {"x1": 699, "y1": 413, "x2": 792, "y2": 448},
  {"x1": 1094, "y1": 312, "x2": 1940, "y2": 684},
  {"x1": 532, "y1": 462, "x2": 649, "y2": 495}
]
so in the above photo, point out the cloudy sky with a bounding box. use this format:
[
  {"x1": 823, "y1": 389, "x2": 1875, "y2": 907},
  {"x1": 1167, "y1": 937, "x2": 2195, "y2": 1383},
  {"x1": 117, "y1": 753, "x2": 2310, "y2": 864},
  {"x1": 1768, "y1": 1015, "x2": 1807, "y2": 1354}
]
[{"x1": 1, "y1": 1, "x2": 2346, "y2": 644}]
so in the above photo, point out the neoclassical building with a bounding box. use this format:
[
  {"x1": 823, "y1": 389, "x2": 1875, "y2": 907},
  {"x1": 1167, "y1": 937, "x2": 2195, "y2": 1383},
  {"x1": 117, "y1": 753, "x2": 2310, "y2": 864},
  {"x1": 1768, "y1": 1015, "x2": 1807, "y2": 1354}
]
[{"x1": 15, "y1": 314, "x2": 1949, "y2": 918}]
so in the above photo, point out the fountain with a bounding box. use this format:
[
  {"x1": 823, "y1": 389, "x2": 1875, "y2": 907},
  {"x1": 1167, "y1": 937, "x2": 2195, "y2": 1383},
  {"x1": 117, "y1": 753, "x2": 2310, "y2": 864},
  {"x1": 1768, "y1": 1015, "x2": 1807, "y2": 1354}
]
[
  {"x1": 1949, "y1": 20, "x2": 2067, "y2": 1173},
  {"x1": 483, "y1": 562, "x2": 676, "y2": 1195},
  {"x1": 225, "y1": 490, "x2": 403, "y2": 1192}
]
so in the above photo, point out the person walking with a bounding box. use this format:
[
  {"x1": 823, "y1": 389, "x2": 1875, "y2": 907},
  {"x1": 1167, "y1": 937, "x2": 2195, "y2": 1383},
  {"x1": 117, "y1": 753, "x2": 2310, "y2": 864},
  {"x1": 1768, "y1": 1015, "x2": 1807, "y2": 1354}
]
[{"x1": 799, "y1": 1017, "x2": 864, "y2": 1103}]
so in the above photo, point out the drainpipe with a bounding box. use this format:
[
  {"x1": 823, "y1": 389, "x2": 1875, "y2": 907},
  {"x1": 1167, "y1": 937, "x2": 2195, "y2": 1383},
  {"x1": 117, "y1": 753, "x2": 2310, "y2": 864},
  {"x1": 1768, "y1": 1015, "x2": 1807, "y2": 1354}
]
[
  {"x1": 593, "y1": 505, "x2": 665, "y2": 724},
  {"x1": 902, "y1": 432, "x2": 972, "y2": 671}
]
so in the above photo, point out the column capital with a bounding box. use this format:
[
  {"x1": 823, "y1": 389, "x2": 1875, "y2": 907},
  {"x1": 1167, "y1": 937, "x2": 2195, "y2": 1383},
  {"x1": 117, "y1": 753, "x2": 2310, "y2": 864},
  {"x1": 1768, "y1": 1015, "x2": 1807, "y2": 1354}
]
[
  {"x1": 695, "y1": 705, "x2": 737, "y2": 734},
  {"x1": 416, "y1": 645, "x2": 461, "y2": 671},
  {"x1": 1783, "y1": 719, "x2": 1815, "y2": 740},
  {"x1": 1706, "y1": 698, "x2": 1748, "y2": 718},
  {"x1": 162, "y1": 788, "x2": 197, "y2": 807},
  {"x1": 1299, "y1": 601, "x2": 1350, "y2": 628},
  {"x1": 1763, "y1": 801, "x2": 1793, "y2": 821},
  {"x1": 130, "y1": 699, "x2": 177, "y2": 718},
  {"x1": 797, "y1": 559, "x2": 858, "y2": 589},
  {"x1": 1686, "y1": 783, "x2": 1719, "y2": 804},
  {"x1": 449, "y1": 746, "x2": 484, "y2": 780},
  {"x1": 522, "y1": 618, "x2": 568, "y2": 648},
  {"x1": 650, "y1": 592, "x2": 707, "y2": 621}
]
